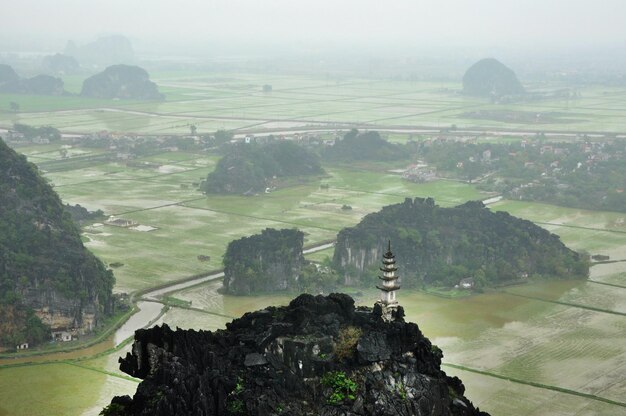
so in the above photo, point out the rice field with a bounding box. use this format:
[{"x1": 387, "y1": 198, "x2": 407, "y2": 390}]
[
  {"x1": 0, "y1": 363, "x2": 137, "y2": 416},
  {"x1": 27, "y1": 145, "x2": 484, "y2": 292},
  {"x1": 1, "y1": 72, "x2": 625, "y2": 416},
  {"x1": 3, "y1": 72, "x2": 626, "y2": 135}
]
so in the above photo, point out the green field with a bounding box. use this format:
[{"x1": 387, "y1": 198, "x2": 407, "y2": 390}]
[
  {"x1": 1, "y1": 72, "x2": 625, "y2": 416},
  {"x1": 3, "y1": 73, "x2": 626, "y2": 134},
  {"x1": 26, "y1": 144, "x2": 483, "y2": 292},
  {"x1": 0, "y1": 363, "x2": 137, "y2": 416}
]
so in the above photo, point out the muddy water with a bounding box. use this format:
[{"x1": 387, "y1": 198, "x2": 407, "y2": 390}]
[{"x1": 0, "y1": 281, "x2": 621, "y2": 415}]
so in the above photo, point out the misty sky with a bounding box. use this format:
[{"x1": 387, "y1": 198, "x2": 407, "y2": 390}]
[{"x1": 2, "y1": 0, "x2": 626, "y2": 55}]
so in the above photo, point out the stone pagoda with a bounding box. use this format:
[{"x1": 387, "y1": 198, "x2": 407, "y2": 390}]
[{"x1": 376, "y1": 240, "x2": 401, "y2": 321}]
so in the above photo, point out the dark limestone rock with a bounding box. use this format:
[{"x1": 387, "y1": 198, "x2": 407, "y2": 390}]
[
  {"x1": 357, "y1": 332, "x2": 391, "y2": 362},
  {"x1": 245, "y1": 353, "x2": 268, "y2": 367},
  {"x1": 104, "y1": 294, "x2": 489, "y2": 416}
]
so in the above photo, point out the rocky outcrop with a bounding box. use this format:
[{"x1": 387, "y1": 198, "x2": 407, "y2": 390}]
[
  {"x1": 0, "y1": 138, "x2": 114, "y2": 346},
  {"x1": 223, "y1": 228, "x2": 306, "y2": 295},
  {"x1": 333, "y1": 198, "x2": 588, "y2": 287},
  {"x1": 104, "y1": 293, "x2": 489, "y2": 416},
  {"x1": 80, "y1": 65, "x2": 163, "y2": 100},
  {"x1": 462, "y1": 58, "x2": 525, "y2": 98}
]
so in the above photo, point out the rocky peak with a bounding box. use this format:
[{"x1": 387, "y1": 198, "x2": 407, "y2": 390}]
[{"x1": 104, "y1": 293, "x2": 489, "y2": 416}]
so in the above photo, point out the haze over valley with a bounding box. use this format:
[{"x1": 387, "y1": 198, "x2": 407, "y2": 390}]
[{"x1": 0, "y1": 1, "x2": 625, "y2": 415}]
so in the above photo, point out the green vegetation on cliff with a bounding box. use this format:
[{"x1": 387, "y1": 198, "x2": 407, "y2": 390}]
[
  {"x1": 333, "y1": 197, "x2": 588, "y2": 288},
  {"x1": 0, "y1": 138, "x2": 114, "y2": 347},
  {"x1": 223, "y1": 228, "x2": 307, "y2": 295},
  {"x1": 204, "y1": 141, "x2": 323, "y2": 194}
]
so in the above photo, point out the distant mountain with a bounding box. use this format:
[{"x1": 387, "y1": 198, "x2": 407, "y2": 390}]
[
  {"x1": 80, "y1": 65, "x2": 163, "y2": 100},
  {"x1": 334, "y1": 198, "x2": 588, "y2": 287},
  {"x1": 204, "y1": 141, "x2": 323, "y2": 194},
  {"x1": 64, "y1": 35, "x2": 134, "y2": 66},
  {"x1": 462, "y1": 58, "x2": 525, "y2": 97},
  {"x1": 0, "y1": 64, "x2": 19, "y2": 87},
  {"x1": 0, "y1": 64, "x2": 65, "y2": 96},
  {"x1": 41, "y1": 53, "x2": 80, "y2": 75},
  {"x1": 324, "y1": 130, "x2": 406, "y2": 162},
  {"x1": 0, "y1": 138, "x2": 115, "y2": 348}
]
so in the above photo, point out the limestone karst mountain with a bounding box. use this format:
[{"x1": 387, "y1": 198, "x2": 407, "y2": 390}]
[
  {"x1": 0, "y1": 138, "x2": 114, "y2": 347},
  {"x1": 462, "y1": 58, "x2": 525, "y2": 97}
]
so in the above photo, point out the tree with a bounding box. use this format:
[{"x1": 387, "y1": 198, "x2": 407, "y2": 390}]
[
  {"x1": 189, "y1": 124, "x2": 197, "y2": 135},
  {"x1": 9, "y1": 102, "x2": 19, "y2": 113},
  {"x1": 214, "y1": 130, "x2": 233, "y2": 146}
]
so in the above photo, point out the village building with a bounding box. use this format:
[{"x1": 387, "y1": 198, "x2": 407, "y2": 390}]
[
  {"x1": 458, "y1": 277, "x2": 475, "y2": 289},
  {"x1": 105, "y1": 217, "x2": 138, "y2": 228},
  {"x1": 16, "y1": 343, "x2": 29, "y2": 350},
  {"x1": 51, "y1": 330, "x2": 73, "y2": 342}
]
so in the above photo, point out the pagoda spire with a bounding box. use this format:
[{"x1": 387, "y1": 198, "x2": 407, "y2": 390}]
[{"x1": 376, "y1": 240, "x2": 400, "y2": 320}]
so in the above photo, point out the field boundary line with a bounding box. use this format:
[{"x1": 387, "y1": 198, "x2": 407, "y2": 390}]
[
  {"x1": 588, "y1": 280, "x2": 626, "y2": 289},
  {"x1": 534, "y1": 221, "x2": 626, "y2": 235},
  {"x1": 178, "y1": 203, "x2": 342, "y2": 232},
  {"x1": 63, "y1": 361, "x2": 140, "y2": 383},
  {"x1": 503, "y1": 291, "x2": 626, "y2": 316},
  {"x1": 442, "y1": 363, "x2": 626, "y2": 408}
]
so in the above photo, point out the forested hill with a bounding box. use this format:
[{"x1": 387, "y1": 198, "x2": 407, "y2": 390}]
[
  {"x1": 80, "y1": 64, "x2": 163, "y2": 100},
  {"x1": 324, "y1": 129, "x2": 406, "y2": 162},
  {"x1": 333, "y1": 197, "x2": 588, "y2": 288},
  {"x1": 204, "y1": 141, "x2": 323, "y2": 194},
  {"x1": 0, "y1": 138, "x2": 114, "y2": 347},
  {"x1": 223, "y1": 228, "x2": 306, "y2": 295}
]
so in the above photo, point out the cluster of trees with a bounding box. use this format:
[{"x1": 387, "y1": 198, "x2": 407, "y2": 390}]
[
  {"x1": 324, "y1": 129, "x2": 406, "y2": 162},
  {"x1": 13, "y1": 123, "x2": 61, "y2": 141},
  {"x1": 0, "y1": 138, "x2": 115, "y2": 347},
  {"x1": 204, "y1": 141, "x2": 323, "y2": 194},
  {"x1": 64, "y1": 203, "x2": 105, "y2": 223},
  {"x1": 0, "y1": 304, "x2": 50, "y2": 347},
  {"x1": 415, "y1": 138, "x2": 626, "y2": 212},
  {"x1": 333, "y1": 198, "x2": 588, "y2": 288}
]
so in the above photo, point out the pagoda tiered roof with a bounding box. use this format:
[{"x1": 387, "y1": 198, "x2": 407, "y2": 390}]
[
  {"x1": 379, "y1": 274, "x2": 400, "y2": 281},
  {"x1": 376, "y1": 284, "x2": 401, "y2": 292}
]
